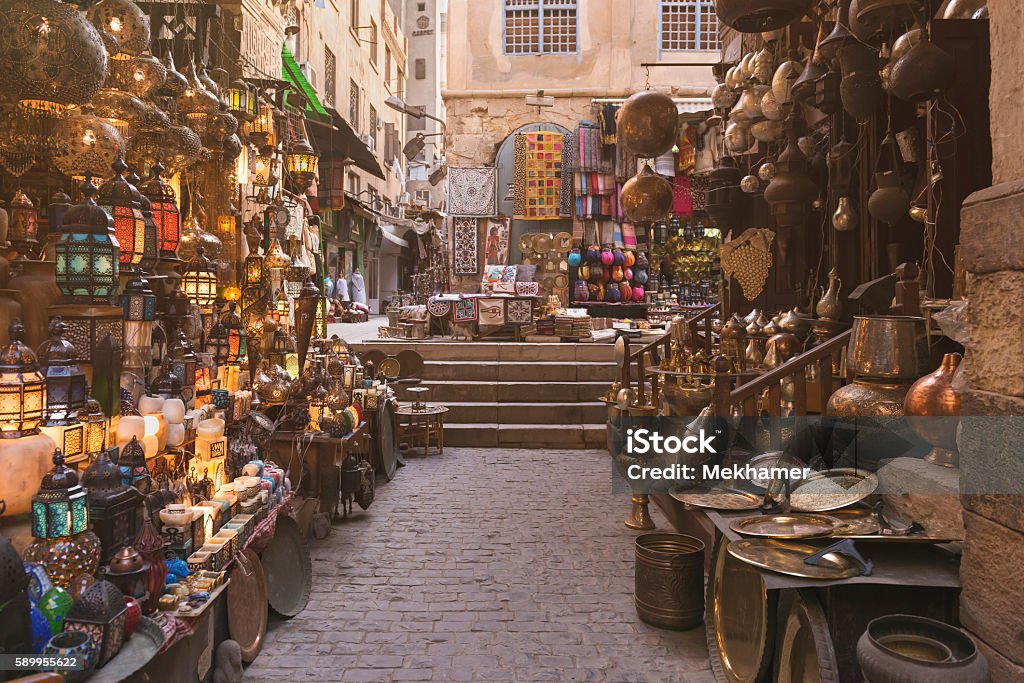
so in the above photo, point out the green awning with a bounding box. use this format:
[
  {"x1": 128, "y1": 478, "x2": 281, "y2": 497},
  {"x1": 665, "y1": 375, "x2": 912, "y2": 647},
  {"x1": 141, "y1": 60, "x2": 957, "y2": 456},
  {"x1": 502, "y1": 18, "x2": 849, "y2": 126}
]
[{"x1": 281, "y1": 44, "x2": 330, "y2": 123}]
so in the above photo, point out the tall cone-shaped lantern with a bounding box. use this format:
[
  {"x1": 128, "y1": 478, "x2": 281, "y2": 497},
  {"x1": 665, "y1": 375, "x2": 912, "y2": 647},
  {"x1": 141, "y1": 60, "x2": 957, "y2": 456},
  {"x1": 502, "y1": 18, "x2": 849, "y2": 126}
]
[{"x1": 294, "y1": 279, "x2": 320, "y2": 375}]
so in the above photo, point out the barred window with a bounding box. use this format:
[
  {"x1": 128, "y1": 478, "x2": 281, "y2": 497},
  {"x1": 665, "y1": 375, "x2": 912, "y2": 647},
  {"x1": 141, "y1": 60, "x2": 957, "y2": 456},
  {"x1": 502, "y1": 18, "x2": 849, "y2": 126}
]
[
  {"x1": 324, "y1": 48, "x2": 337, "y2": 106},
  {"x1": 660, "y1": 0, "x2": 720, "y2": 52},
  {"x1": 503, "y1": 0, "x2": 578, "y2": 55}
]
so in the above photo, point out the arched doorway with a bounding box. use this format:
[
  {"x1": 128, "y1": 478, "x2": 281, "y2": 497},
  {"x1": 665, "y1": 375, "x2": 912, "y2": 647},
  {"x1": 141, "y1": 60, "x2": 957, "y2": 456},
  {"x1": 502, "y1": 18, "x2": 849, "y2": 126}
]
[{"x1": 494, "y1": 123, "x2": 574, "y2": 264}]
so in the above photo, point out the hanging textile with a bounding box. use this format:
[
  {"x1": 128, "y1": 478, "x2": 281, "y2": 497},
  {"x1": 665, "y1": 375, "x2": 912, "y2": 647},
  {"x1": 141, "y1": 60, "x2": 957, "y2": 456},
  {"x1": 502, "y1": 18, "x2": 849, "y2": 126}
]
[
  {"x1": 319, "y1": 159, "x2": 346, "y2": 210},
  {"x1": 453, "y1": 298, "x2": 478, "y2": 322},
  {"x1": 452, "y1": 217, "x2": 480, "y2": 275},
  {"x1": 513, "y1": 132, "x2": 563, "y2": 220},
  {"x1": 483, "y1": 217, "x2": 510, "y2": 265},
  {"x1": 677, "y1": 124, "x2": 698, "y2": 173},
  {"x1": 621, "y1": 222, "x2": 637, "y2": 249},
  {"x1": 560, "y1": 131, "x2": 575, "y2": 218},
  {"x1": 448, "y1": 167, "x2": 498, "y2": 217},
  {"x1": 600, "y1": 104, "x2": 619, "y2": 145},
  {"x1": 673, "y1": 175, "x2": 693, "y2": 216}
]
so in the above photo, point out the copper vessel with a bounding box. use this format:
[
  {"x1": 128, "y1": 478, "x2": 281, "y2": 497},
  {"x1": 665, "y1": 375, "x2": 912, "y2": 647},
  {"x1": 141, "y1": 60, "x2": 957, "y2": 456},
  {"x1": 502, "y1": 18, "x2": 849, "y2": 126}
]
[
  {"x1": 714, "y1": 0, "x2": 814, "y2": 33},
  {"x1": 621, "y1": 165, "x2": 674, "y2": 223},
  {"x1": 904, "y1": 353, "x2": 962, "y2": 467},
  {"x1": 827, "y1": 379, "x2": 910, "y2": 417},
  {"x1": 815, "y1": 269, "x2": 843, "y2": 321},
  {"x1": 847, "y1": 316, "x2": 928, "y2": 380},
  {"x1": 617, "y1": 91, "x2": 679, "y2": 157},
  {"x1": 889, "y1": 39, "x2": 955, "y2": 103},
  {"x1": 857, "y1": 614, "x2": 989, "y2": 683},
  {"x1": 634, "y1": 533, "x2": 704, "y2": 630}
]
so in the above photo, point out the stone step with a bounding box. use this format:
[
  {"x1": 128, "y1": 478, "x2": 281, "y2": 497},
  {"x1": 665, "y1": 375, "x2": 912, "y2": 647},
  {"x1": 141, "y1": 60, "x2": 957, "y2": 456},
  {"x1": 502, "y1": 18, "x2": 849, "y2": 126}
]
[
  {"x1": 394, "y1": 380, "x2": 610, "y2": 403},
  {"x1": 439, "y1": 401, "x2": 608, "y2": 425},
  {"x1": 442, "y1": 423, "x2": 608, "y2": 449},
  {"x1": 352, "y1": 341, "x2": 615, "y2": 363},
  {"x1": 421, "y1": 360, "x2": 618, "y2": 382}
]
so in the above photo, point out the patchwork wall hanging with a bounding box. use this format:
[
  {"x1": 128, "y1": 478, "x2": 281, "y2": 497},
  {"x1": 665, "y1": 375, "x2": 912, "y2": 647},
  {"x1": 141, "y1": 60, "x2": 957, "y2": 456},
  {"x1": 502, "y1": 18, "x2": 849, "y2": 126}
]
[
  {"x1": 452, "y1": 217, "x2": 479, "y2": 275},
  {"x1": 513, "y1": 132, "x2": 563, "y2": 220},
  {"x1": 447, "y1": 167, "x2": 497, "y2": 216}
]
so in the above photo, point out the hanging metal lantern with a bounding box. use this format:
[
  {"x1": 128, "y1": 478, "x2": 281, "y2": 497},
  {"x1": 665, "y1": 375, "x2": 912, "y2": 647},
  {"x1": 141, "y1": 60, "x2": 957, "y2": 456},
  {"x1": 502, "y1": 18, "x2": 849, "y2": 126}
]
[
  {"x1": 223, "y1": 302, "x2": 247, "y2": 362},
  {"x1": 127, "y1": 166, "x2": 159, "y2": 272},
  {"x1": 98, "y1": 159, "x2": 146, "y2": 270},
  {"x1": 772, "y1": 56, "x2": 804, "y2": 105},
  {"x1": 80, "y1": 393, "x2": 108, "y2": 458},
  {"x1": 139, "y1": 161, "x2": 180, "y2": 261},
  {"x1": 182, "y1": 247, "x2": 218, "y2": 311},
  {"x1": 244, "y1": 253, "x2": 265, "y2": 286},
  {"x1": 820, "y1": 0, "x2": 857, "y2": 63},
  {"x1": 52, "y1": 115, "x2": 125, "y2": 182},
  {"x1": 724, "y1": 122, "x2": 754, "y2": 153},
  {"x1": 54, "y1": 179, "x2": 119, "y2": 305},
  {"x1": 226, "y1": 80, "x2": 255, "y2": 120},
  {"x1": 286, "y1": 139, "x2": 320, "y2": 191},
  {"x1": 617, "y1": 91, "x2": 680, "y2": 158},
  {"x1": 853, "y1": 0, "x2": 923, "y2": 37},
  {"x1": 247, "y1": 101, "x2": 276, "y2": 148},
  {"x1": 39, "y1": 319, "x2": 88, "y2": 427},
  {"x1": 119, "y1": 274, "x2": 156, "y2": 372},
  {"x1": 763, "y1": 132, "x2": 818, "y2": 228},
  {"x1": 713, "y1": 0, "x2": 814, "y2": 33},
  {"x1": 206, "y1": 322, "x2": 230, "y2": 366},
  {"x1": 82, "y1": 448, "x2": 142, "y2": 567},
  {"x1": 157, "y1": 52, "x2": 188, "y2": 97},
  {"x1": 177, "y1": 65, "x2": 220, "y2": 135},
  {"x1": 88, "y1": 88, "x2": 147, "y2": 141},
  {"x1": 87, "y1": 0, "x2": 150, "y2": 60},
  {"x1": 108, "y1": 52, "x2": 166, "y2": 99},
  {"x1": 168, "y1": 329, "x2": 197, "y2": 395},
  {"x1": 264, "y1": 239, "x2": 291, "y2": 270},
  {"x1": 252, "y1": 150, "x2": 278, "y2": 187},
  {"x1": 0, "y1": 319, "x2": 46, "y2": 438},
  {"x1": 620, "y1": 165, "x2": 674, "y2": 223},
  {"x1": 8, "y1": 190, "x2": 39, "y2": 259},
  {"x1": 0, "y1": 0, "x2": 109, "y2": 117},
  {"x1": 889, "y1": 37, "x2": 955, "y2": 103},
  {"x1": 711, "y1": 83, "x2": 739, "y2": 110}
]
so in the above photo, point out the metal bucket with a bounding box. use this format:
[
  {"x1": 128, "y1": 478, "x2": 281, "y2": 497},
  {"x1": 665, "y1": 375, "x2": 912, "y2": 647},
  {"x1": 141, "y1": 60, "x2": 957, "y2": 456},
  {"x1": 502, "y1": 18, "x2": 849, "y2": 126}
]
[{"x1": 635, "y1": 533, "x2": 705, "y2": 630}]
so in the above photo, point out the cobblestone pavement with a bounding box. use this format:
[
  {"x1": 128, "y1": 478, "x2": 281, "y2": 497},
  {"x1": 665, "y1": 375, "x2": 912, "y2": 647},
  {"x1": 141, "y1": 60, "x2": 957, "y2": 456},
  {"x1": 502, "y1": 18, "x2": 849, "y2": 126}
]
[{"x1": 247, "y1": 448, "x2": 712, "y2": 683}]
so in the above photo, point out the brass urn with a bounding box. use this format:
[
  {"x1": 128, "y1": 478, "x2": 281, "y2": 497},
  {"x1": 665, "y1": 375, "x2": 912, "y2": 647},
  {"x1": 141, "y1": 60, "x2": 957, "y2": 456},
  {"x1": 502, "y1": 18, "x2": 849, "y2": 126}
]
[{"x1": 904, "y1": 353, "x2": 962, "y2": 467}]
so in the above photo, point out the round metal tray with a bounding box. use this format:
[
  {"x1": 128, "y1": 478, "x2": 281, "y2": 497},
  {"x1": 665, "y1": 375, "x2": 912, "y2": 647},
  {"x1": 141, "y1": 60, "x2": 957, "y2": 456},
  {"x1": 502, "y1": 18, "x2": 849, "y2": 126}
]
[
  {"x1": 730, "y1": 514, "x2": 842, "y2": 540},
  {"x1": 261, "y1": 515, "x2": 312, "y2": 618},
  {"x1": 671, "y1": 488, "x2": 763, "y2": 511},
  {"x1": 88, "y1": 617, "x2": 166, "y2": 683},
  {"x1": 775, "y1": 591, "x2": 840, "y2": 683},
  {"x1": 228, "y1": 549, "x2": 267, "y2": 663},
  {"x1": 788, "y1": 468, "x2": 878, "y2": 512},
  {"x1": 727, "y1": 539, "x2": 863, "y2": 580}
]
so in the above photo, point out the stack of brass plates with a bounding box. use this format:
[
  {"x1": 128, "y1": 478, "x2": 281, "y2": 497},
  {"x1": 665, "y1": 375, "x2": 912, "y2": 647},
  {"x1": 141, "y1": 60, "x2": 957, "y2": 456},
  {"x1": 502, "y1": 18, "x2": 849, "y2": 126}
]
[
  {"x1": 727, "y1": 539, "x2": 863, "y2": 579},
  {"x1": 730, "y1": 514, "x2": 841, "y2": 540}
]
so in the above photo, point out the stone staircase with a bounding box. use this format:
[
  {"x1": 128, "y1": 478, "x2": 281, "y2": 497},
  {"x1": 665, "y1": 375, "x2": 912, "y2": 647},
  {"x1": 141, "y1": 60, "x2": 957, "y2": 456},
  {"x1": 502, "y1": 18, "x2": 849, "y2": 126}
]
[{"x1": 350, "y1": 340, "x2": 615, "y2": 449}]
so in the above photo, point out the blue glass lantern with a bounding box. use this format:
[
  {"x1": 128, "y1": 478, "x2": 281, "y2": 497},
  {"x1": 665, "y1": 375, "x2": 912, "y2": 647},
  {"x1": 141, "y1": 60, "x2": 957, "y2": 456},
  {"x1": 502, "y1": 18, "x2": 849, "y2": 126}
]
[
  {"x1": 54, "y1": 180, "x2": 120, "y2": 305},
  {"x1": 116, "y1": 436, "x2": 150, "y2": 494},
  {"x1": 120, "y1": 274, "x2": 157, "y2": 321},
  {"x1": 31, "y1": 450, "x2": 89, "y2": 539}
]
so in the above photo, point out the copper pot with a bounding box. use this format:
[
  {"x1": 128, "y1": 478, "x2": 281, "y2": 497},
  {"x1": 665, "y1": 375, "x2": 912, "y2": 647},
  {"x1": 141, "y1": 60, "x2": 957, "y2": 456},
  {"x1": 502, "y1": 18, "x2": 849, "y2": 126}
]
[
  {"x1": 827, "y1": 378, "x2": 910, "y2": 417},
  {"x1": 848, "y1": 315, "x2": 928, "y2": 380},
  {"x1": 714, "y1": 0, "x2": 814, "y2": 33},
  {"x1": 857, "y1": 614, "x2": 989, "y2": 683},
  {"x1": 904, "y1": 353, "x2": 962, "y2": 467}
]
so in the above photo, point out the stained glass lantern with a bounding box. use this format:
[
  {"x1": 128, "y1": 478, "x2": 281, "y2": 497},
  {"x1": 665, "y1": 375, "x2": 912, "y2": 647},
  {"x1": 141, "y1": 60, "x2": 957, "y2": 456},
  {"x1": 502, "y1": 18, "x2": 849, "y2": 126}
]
[
  {"x1": 63, "y1": 580, "x2": 127, "y2": 668},
  {"x1": 128, "y1": 167, "x2": 159, "y2": 272},
  {"x1": 275, "y1": 288, "x2": 291, "y2": 322},
  {"x1": 316, "y1": 296, "x2": 328, "y2": 340},
  {"x1": 48, "y1": 190, "x2": 73, "y2": 234},
  {"x1": 244, "y1": 253, "x2": 264, "y2": 286},
  {"x1": 87, "y1": 0, "x2": 151, "y2": 59},
  {"x1": 308, "y1": 384, "x2": 329, "y2": 431},
  {"x1": 252, "y1": 151, "x2": 277, "y2": 187},
  {"x1": 8, "y1": 190, "x2": 39, "y2": 259},
  {"x1": 40, "y1": 318, "x2": 88, "y2": 427},
  {"x1": 194, "y1": 353, "x2": 213, "y2": 408},
  {"x1": 0, "y1": 0, "x2": 109, "y2": 117},
  {"x1": 168, "y1": 329, "x2": 198, "y2": 390},
  {"x1": 117, "y1": 436, "x2": 150, "y2": 493},
  {"x1": 82, "y1": 448, "x2": 140, "y2": 565},
  {"x1": 265, "y1": 239, "x2": 291, "y2": 270},
  {"x1": 52, "y1": 114, "x2": 124, "y2": 182},
  {"x1": 223, "y1": 285, "x2": 242, "y2": 302},
  {"x1": 223, "y1": 303, "x2": 246, "y2": 362},
  {"x1": 182, "y1": 247, "x2": 218, "y2": 311},
  {"x1": 81, "y1": 394, "x2": 108, "y2": 457},
  {"x1": 120, "y1": 274, "x2": 156, "y2": 373},
  {"x1": 247, "y1": 101, "x2": 276, "y2": 147},
  {"x1": 286, "y1": 139, "x2": 319, "y2": 192},
  {"x1": 31, "y1": 450, "x2": 89, "y2": 540},
  {"x1": 217, "y1": 214, "x2": 236, "y2": 236},
  {"x1": 206, "y1": 322, "x2": 230, "y2": 365},
  {"x1": 98, "y1": 159, "x2": 146, "y2": 270},
  {"x1": 0, "y1": 320, "x2": 47, "y2": 438},
  {"x1": 150, "y1": 358, "x2": 182, "y2": 401},
  {"x1": 54, "y1": 180, "x2": 120, "y2": 305},
  {"x1": 226, "y1": 80, "x2": 255, "y2": 119}
]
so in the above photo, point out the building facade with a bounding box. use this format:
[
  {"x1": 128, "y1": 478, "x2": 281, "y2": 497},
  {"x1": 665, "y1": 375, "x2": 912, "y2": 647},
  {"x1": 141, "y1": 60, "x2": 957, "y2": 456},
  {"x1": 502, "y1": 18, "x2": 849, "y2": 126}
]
[{"x1": 403, "y1": 0, "x2": 448, "y2": 213}]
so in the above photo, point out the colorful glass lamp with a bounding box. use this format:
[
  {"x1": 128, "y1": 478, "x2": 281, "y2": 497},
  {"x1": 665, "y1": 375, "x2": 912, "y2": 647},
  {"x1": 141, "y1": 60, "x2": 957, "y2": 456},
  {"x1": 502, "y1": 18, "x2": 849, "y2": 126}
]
[
  {"x1": 98, "y1": 159, "x2": 146, "y2": 271},
  {"x1": 54, "y1": 179, "x2": 120, "y2": 304},
  {"x1": 0, "y1": 320, "x2": 47, "y2": 438}
]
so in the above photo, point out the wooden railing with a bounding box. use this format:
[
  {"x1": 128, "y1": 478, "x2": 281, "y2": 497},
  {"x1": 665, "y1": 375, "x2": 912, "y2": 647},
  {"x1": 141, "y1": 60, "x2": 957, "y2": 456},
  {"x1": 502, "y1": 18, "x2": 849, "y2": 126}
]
[{"x1": 712, "y1": 329, "x2": 852, "y2": 418}]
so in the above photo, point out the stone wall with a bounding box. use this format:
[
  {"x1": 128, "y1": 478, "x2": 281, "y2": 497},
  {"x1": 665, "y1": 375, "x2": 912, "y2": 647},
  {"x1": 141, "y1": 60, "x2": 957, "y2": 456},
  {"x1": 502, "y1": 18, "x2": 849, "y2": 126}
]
[{"x1": 958, "y1": 2, "x2": 1024, "y2": 680}]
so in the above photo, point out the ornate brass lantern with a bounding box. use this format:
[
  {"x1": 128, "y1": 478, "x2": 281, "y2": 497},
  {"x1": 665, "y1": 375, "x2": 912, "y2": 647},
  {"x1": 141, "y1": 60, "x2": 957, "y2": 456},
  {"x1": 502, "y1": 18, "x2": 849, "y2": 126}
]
[
  {"x1": 8, "y1": 190, "x2": 39, "y2": 259},
  {"x1": 182, "y1": 247, "x2": 218, "y2": 311},
  {"x1": 54, "y1": 180, "x2": 120, "y2": 304},
  {"x1": 82, "y1": 448, "x2": 142, "y2": 564},
  {"x1": 81, "y1": 394, "x2": 108, "y2": 457},
  {"x1": 98, "y1": 159, "x2": 146, "y2": 270},
  {"x1": 286, "y1": 139, "x2": 319, "y2": 191},
  {"x1": 64, "y1": 580, "x2": 127, "y2": 667},
  {"x1": 620, "y1": 164, "x2": 674, "y2": 223},
  {"x1": 0, "y1": 320, "x2": 47, "y2": 438}
]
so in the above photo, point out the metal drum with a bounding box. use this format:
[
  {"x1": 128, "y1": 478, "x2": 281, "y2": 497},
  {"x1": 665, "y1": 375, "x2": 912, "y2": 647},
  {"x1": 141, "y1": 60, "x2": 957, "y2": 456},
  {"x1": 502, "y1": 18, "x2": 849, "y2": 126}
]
[
  {"x1": 706, "y1": 535, "x2": 776, "y2": 683},
  {"x1": 634, "y1": 533, "x2": 705, "y2": 630}
]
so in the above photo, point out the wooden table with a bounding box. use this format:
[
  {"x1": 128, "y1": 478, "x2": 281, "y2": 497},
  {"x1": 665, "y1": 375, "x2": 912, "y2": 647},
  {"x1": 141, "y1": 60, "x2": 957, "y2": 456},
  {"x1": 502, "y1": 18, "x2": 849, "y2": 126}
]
[{"x1": 394, "y1": 405, "x2": 448, "y2": 457}]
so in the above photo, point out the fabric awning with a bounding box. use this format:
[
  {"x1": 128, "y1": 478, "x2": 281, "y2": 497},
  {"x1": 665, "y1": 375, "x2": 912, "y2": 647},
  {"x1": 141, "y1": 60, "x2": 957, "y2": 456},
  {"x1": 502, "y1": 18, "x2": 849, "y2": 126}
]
[
  {"x1": 379, "y1": 224, "x2": 409, "y2": 254},
  {"x1": 281, "y1": 45, "x2": 330, "y2": 124},
  {"x1": 308, "y1": 109, "x2": 386, "y2": 179}
]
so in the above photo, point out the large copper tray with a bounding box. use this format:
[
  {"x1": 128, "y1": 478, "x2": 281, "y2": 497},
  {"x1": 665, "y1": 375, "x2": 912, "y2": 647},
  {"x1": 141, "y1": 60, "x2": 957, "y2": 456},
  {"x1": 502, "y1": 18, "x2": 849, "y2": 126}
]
[
  {"x1": 227, "y1": 549, "x2": 267, "y2": 663},
  {"x1": 671, "y1": 488, "x2": 763, "y2": 511},
  {"x1": 727, "y1": 539, "x2": 862, "y2": 580},
  {"x1": 261, "y1": 515, "x2": 312, "y2": 618},
  {"x1": 775, "y1": 591, "x2": 840, "y2": 683}
]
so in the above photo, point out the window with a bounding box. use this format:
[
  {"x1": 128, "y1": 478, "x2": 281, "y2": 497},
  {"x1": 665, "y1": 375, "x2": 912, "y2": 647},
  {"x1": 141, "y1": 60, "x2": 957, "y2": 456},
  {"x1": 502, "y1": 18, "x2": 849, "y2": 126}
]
[
  {"x1": 660, "y1": 0, "x2": 720, "y2": 51},
  {"x1": 415, "y1": 58, "x2": 426, "y2": 80},
  {"x1": 324, "y1": 47, "x2": 337, "y2": 106},
  {"x1": 414, "y1": 190, "x2": 431, "y2": 207},
  {"x1": 503, "y1": 0, "x2": 577, "y2": 55},
  {"x1": 385, "y1": 47, "x2": 392, "y2": 88},
  {"x1": 350, "y1": 0, "x2": 359, "y2": 29},
  {"x1": 369, "y1": 19, "x2": 378, "y2": 65},
  {"x1": 349, "y1": 79, "x2": 360, "y2": 130},
  {"x1": 369, "y1": 104, "x2": 378, "y2": 150},
  {"x1": 417, "y1": 2, "x2": 425, "y2": 10}
]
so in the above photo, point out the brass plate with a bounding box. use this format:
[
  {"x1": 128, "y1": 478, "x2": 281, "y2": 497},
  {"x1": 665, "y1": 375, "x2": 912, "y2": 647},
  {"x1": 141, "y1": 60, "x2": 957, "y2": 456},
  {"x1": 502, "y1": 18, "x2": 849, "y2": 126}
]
[
  {"x1": 707, "y1": 537, "x2": 774, "y2": 683},
  {"x1": 262, "y1": 515, "x2": 313, "y2": 617},
  {"x1": 776, "y1": 591, "x2": 839, "y2": 683},
  {"x1": 671, "y1": 488, "x2": 763, "y2": 510},
  {"x1": 828, "y1": 509, "x2": 882, "y2": 536},
  {"x1": 553, "y1": 274, "x2": 568, "y2": 289},
  {"x1": 533, "y1": 233, "x2": 552, "y2": 254},
  {"x1": 395, "y1": 349, "x2": 424, "y2": 379},
  {"x1": 519, "y1": 234, "x2": 533, "y2": 253},
  {"x1": 730, "y1": 514, "x2": 841, "y2": 540},
  {"x1": 789, "y1": 468, "x2": 878, "y2": 512},
  {"x1": 227, "y1": 549, "x2": 267, "y2": 663},
  {"x1": 378, "y1": 356, "x2": 401, "y2": 380},
  {"x1": 727, "y1": 539, "x2": 863, "y2": 579},
  {"x1": 554, "y1": 231, "x2": 573, "y2": 251}
]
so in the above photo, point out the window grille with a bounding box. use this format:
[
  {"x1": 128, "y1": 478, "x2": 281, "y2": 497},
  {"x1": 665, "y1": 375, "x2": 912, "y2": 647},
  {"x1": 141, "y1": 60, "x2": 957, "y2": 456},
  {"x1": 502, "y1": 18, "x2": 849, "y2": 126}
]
[
  {"x1": 324, "y1": 48, "x2": 336, "y2": 106},
  {"x1": 349, "y1": 79, "x2": 360, "y2": 130},
  {"x1": 503, "y1": 0, "x2": 578, "y2": 55},
  {"x1": 660, "y1": 0, "x2": 720, "y2": 52}
]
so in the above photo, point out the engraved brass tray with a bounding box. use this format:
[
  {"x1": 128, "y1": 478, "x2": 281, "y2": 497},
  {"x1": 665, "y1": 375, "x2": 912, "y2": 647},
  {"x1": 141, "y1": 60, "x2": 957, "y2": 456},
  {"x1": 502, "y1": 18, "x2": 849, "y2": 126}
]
[
  {"x1": 727, "y1": 539, "x2": 862, "y2": 580},
  {"x1": 788, "y1": 468, "x2": 878, "y2": 512},
  {"x1": 671, "y1": 488, "x2": 763, "y2": 510},
  {"x1": 828, "y1": 508, "x2": 882, "y2": 536},
  {"x1": 730, "y1": 514, "x2": 842, "y2": 540}
]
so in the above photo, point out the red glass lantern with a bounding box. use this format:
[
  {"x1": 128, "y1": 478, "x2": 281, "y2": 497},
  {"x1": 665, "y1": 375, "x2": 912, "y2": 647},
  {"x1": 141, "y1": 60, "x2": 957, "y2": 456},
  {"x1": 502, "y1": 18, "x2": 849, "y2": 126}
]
[
  {"x1": 139, "y1": 161, "x2": 180, "y2": 261},
  {"x1": 98, "y1": 159, "x2": 146, "y2": 270}
]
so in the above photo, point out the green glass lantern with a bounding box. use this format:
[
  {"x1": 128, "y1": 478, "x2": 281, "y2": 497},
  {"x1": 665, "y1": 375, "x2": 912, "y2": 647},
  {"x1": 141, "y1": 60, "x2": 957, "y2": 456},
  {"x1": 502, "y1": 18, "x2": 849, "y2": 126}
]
[
  {"x1": 244, "y1": 253, "x2": 264, "y2": 286},
  {"x1": 31, "y1": 450, "x2": 89, "y2": 539},
  {"x1": 54, "y1": 179, "x2": 120, "y2": 304},
  {"x1": 98, "y1": 158, "x2": 146, "y2": 270},
  {"x1": 0, "y1": 319, "x2": 47, "y2": 438}
]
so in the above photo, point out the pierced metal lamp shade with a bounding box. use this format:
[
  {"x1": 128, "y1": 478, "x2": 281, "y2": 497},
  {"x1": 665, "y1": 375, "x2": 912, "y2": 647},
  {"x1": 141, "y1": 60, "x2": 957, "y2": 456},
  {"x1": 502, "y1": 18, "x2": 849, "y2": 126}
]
[
  {"x1": 52, "y1": 115, "x2": 125, "y2": 182},
  {"x1": 88, "y1": 88, "x2": 147, "y2": 140},
  {"x1": 98, "y1": 158, "x2": 146, "y2": 269},
  {"x1": 87, "y1": 0, "x2": 151, "y2": 59},
  {"x1": 55, "y1": 180, "x2": 120, "y2": 304},
  {"x1": 182, "y1": 246, "x2": 218, "y2": 310},
  {"x1": 39, "y1": 318, "x2": 88, "y2": 427},
  {"x1": 107, "y1": 52, "x2": 166, "y2": 98},
  {"x1": 0, "y1": 319, "x2": 46, "y2": 438},
  {"x1": 0, "y1": 0, "x2": 109, "y2": 116},
  {"x1": 139, "y1": 161, "x2": 180, "y2": 259},
  {"x1": 617, "y1": 91, "x2": 680, "y2": 158}
]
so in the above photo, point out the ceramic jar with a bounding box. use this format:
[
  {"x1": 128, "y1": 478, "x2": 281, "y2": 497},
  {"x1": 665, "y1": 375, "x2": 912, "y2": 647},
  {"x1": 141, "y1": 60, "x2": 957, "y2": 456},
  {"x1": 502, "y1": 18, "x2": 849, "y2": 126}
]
[
  {"x1": 159, "y1": 504, "x2": 192, "y2": 530},
  {"x1": 137, "y1": 395, "x2": 165, "y2": 415}
]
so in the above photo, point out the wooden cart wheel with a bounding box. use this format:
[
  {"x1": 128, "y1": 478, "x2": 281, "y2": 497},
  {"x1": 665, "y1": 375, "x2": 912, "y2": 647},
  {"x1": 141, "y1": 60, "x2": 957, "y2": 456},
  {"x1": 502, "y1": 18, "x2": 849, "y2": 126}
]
[
  {"x1": 227, "y1": 549, "x2": 267, "y2": 664},
  {"x1": 706, "y1": 534, "x2": 776, "y2": 683},
  {"x1": 774, "y1": 590, "x2": 839, "y2": 683}
]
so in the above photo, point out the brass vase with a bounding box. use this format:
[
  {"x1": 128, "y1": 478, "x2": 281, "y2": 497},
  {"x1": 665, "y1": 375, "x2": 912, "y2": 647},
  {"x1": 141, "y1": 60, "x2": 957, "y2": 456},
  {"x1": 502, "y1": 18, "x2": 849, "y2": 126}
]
[
  {"x1": 826, "y1": 378, "x2": 910, "y2": 417},
  {"x1": 904, "y1": 353, "x2": 962, "y2": 467}
]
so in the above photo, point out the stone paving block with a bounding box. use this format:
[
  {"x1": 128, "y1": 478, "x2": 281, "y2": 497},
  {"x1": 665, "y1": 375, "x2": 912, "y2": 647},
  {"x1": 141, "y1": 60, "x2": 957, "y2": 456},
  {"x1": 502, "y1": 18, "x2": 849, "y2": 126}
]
[{"x1": 246, "y1": 447, "x2": 711, "y2": 682}]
